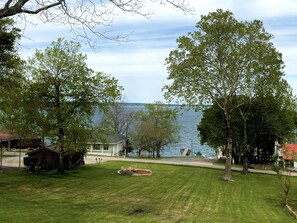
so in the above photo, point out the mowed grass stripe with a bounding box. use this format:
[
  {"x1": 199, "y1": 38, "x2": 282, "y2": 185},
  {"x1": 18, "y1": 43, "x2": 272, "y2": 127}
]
[{"x1": 0, "y1": 161, "x2": 296, "y2": 223}]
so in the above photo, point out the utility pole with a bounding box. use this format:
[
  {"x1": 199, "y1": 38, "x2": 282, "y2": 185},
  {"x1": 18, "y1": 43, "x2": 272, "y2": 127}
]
[
  {"x1": 124, "y1": 122, "x2": 128, "y2": 158},
  {"x1": 190, "y1": 139, "x2": 193, "y2": 156}
]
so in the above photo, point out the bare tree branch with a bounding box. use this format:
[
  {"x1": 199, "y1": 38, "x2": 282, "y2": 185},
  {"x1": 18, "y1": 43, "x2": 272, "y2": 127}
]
[
  {"x1": 4, "y1": 0, "x2": 13, "y2": 9},
  {"x1": 21, "y1": 0, "x2": 64, "y2": 15},
  {"x1": 0, "y1": 0, "x2": 193, "y2": 46},
  {"x1": 1, "y1": 0, "x2": 64, "y2": 17},
  {"x1": 1, "y1": 0, "x2": 193, "y2": 18},
  {"x1": 163, "y1": 0, "x2": 193, "y2": 14}
]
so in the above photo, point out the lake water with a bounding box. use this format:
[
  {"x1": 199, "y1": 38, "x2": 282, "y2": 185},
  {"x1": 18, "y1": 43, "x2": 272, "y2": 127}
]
[{"x1": 94, "y1": 104, "x2": 216, "y2": 158}]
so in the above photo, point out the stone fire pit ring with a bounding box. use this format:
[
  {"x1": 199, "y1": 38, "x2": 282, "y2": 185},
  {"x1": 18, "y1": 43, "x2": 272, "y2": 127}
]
[{"x1": 118, "y1": 167, "x2": 153, "y2": 176}]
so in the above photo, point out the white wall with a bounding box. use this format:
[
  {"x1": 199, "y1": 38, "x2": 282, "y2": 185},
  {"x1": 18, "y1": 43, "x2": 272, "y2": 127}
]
[{"x1": 87, "y1": 141, "x2": 126, "y2": 156}]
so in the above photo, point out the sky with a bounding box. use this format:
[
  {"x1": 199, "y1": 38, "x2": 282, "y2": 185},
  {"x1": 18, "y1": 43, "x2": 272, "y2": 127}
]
[{"x1": 17, "y1": 0, "x2": 297, "y2": 103}]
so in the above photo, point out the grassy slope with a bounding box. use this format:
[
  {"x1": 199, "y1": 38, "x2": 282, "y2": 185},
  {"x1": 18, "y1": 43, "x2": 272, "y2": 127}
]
[{"x1": 0, "y1": 162, "x2": 296, "y2": 223}]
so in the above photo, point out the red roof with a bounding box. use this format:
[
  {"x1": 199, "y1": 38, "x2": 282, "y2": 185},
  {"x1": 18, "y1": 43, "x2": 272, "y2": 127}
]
[
  {"x1": 282, "y1": 144, "x2": 297, "y2": 160},
  {"x1": 0, "y1": 130, "x2": 20, "y2": 141}
]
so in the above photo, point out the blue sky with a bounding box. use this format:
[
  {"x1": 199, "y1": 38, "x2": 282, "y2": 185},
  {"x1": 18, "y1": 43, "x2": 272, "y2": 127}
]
[{"x1": 18, "y1": 0, "x2": 297, "y2": 103}]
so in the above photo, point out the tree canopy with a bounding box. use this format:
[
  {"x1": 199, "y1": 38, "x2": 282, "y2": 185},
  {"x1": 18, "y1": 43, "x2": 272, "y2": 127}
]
[
  {"x1": 0, "y1": 18, "x2": 22, "y2": 83},
  {"x1": 198, "y1": 96, "x2": 297, "y2": 164},
  {"x1": 10, "y1": 38, "x2": 123, "y2": 172},
  {"x1": 99, "y1": 102, "x2": 135, "y2": 137},
  {"x1": 163, "y1": 9, "x2": 290, "y2": 180},
  {"x1": 0, "y1": 18, "x2": 25, "y2": 128},
  {"x1": 130, "y1": 102, "x2": 180, "y2": 158}
]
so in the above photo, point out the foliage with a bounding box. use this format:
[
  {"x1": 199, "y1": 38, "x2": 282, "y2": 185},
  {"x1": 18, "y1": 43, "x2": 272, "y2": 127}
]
[
  {"x1": 130, "y1": 102, "x2": 180, "y2": 158},
  {"x1": 96, "y1": 102, "x2": 135, "y2": 156},
  {"x1": 0, "y1": 18, "x2": 21, "y2": 79},
  {"x1": 198, "y1": 95, "x2": 297, "y2": 166},
  {"x1": 98, "y1": 102, "x2": 135, "y2": 136},
  {"x1": 0, "y1": 18, "x2": 25, "y2": 129},
  {"x1": 164, "y1": 9, "x2": 287, "y2": 180},
  {"x1": 0, "y1": 162, "x2": 297, "y2": 222},
  {"x1": 198, "y1": 101, "x2": 227, "y2": 149},
  {"x1": 272, "y1": 160, "x2": 284, "y2": 175},
  {"x1": 12, "y1": 38, "x2": 123, "y2": 172}
]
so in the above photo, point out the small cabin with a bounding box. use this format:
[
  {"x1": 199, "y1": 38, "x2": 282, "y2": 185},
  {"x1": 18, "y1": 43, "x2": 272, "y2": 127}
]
[
  {"x1": 25, "y1": 147, "x2": 84, "y2": 171},
  {"x1": 87, "y1": 134, "x2": 127, "y2": 156}
]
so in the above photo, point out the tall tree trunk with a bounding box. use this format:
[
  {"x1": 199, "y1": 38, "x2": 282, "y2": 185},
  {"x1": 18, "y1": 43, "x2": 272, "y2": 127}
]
[
  {"x1": 156, "y1": 143, "x2": 161, "y2": 158},
  {"x1": 58, "y1": 148, "x2": 64, "y2": 173},
  {"x1": 156, "y1": 148, "x2": 161, "y2": 158},
  {"x1": 56, "y1": 83, "x2": 65, "y2": 173},
  {"x1": 242, "y1": 153, "x2": 249, "y2": 175},
  {"x1": 240, "y1": 110, "x2": 249, "y2": 175},
  {"x1": 224, "y1": 112, "x2": 232, "y2": 181},
  {"x1": 57, "y1": 127, "x2": 65, "y2": 173}
]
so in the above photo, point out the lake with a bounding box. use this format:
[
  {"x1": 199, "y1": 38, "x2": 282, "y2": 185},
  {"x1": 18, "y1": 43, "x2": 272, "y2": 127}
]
[{"x1": 94, "y1": 103, "x2": 216, "y2": 158}]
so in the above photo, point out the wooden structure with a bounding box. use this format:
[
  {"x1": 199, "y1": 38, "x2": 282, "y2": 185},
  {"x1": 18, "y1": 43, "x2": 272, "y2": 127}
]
[
  {"x1": 0, "y1": 130, "x2": 41, "y2": 149},
  {"x1": 25, "y1": 147, "x2": 59, "y2": 170},
  {"x1": 25, "y1": 147, "x2": 84, "y2": 171}
]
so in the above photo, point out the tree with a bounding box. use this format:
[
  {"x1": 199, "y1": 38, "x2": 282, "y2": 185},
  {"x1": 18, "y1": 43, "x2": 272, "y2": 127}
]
[
  {"x1": 0, "y1": 0, "x2": 192, "y2": 45},
  {"x1": 0, "y1": 18, "x2": 21, "y2": 78},
  {"x1": 131, "y1": 102, "x2": 180, "y2": 158},
  {"x1": 0, "y1": 18, "x2": 24, "y2": 91},
  {"x1": 164, "y1": 9, "x2": 286, "y2": 180},
  {"x1": 0, "y1": 18, "x2": 25, "y2": 129},
  {"x1": 20, "y1": 38, "x2": 122, "y2": 173},
  {"x1": 98, "y1": 101, "x2": 135, "y2": 157},
  {"x1": 130, "y1": 120, "x2": 154, "y2": 157},
  {"x1": 198, "y1": 97, "x2": 250, "y2": 166},
  {"x1": 99, "y1": 102, "x2": 135, "y2": 136},
  {"x1": 198, "y1": 101, "x2": 227, "y2": 150},
  {"x1": 198, "y1": 95, "x2": 296, "y2": 174}
]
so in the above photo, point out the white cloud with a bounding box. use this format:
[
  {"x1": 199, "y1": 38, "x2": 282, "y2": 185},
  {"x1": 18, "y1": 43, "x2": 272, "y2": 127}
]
[
  {"x1": 17, "y1": 0, "x2": 297, "y2": 103},
  {"x1": 87, "y1": 47, "x2": 169, "y2": 103},
  {"x1": 231, "y1": 0, "x2": 297, "y2": 19}
]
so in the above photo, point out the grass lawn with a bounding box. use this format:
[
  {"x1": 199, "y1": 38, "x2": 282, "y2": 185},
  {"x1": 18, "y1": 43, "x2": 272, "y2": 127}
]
[{"x1": 0, "y1": 162, "x2": 297, "y2": 223}]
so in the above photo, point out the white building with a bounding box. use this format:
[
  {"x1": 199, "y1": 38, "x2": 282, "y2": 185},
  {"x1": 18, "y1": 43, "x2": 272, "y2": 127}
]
[{"x1": 87, "y1": 134, "x2": 127, "y2": 156}]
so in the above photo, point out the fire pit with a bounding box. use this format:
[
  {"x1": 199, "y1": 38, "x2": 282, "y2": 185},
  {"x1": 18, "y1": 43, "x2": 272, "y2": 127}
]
[{"x1": 118, "y1": 166, "x2": 152, "y2": 176}]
